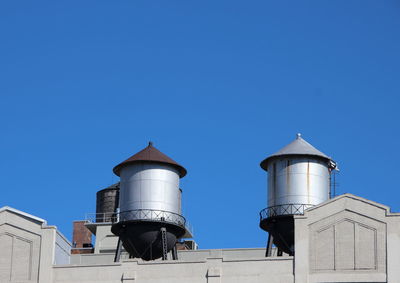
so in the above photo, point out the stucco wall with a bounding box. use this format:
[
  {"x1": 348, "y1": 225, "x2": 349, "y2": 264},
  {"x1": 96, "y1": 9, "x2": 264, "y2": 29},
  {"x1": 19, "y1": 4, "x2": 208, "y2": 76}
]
[
  {"x1": 0, "y1": 207, "x2": 71, "y2": 283},
  {"x1": 294, "y1": 194, "x2": 400, "y2": 283},
  {"x1": 0, "y1": 208, "x2": 45, "y2": 282},
  {"x1": 54, "y1": 256, "x2": 294, "y2": 283},
  {"x1": 55, "y1": 231, "x2": 72, "y2": 265},
  {"x1": 3, "y1": 194, "x2": 400, "y2": 283}
]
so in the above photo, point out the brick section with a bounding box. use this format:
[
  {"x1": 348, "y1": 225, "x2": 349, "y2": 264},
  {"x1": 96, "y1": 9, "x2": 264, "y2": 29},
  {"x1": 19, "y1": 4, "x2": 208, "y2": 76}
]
[
  {"x1": 71, "y1": 221, "x2": 93, "y2": 254},
  {"x1": 176, "y1": 240, "x2": 197, "y2": 251},
  {"x1": 71, "y1": 248, "x2": 94, "y2": 255}
]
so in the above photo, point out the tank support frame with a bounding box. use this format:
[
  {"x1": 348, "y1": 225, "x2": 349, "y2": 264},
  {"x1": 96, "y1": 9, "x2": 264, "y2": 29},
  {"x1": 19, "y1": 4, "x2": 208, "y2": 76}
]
[
  {"x1": 265, "y1": 233, "x2": 273, "y2": 257},
  {"x1": 265, "y1": 233, "x2": 284, "y2": 257},
  {"x1": 172, "y1": 244, "x2": 178, "y2": 260},
  {"x1": 114, "y1": 237, "x2": 123, "y2": 262},
  {"x1": 114, "y1": 226, "x2": 179, "y2": 261}
]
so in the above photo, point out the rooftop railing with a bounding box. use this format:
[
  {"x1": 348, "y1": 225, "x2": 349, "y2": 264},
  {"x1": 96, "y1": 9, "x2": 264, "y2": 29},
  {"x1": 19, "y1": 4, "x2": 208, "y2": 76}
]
[
  {"x1": 85, "y1": 209, "x2": 193, "y2": 236},
  {"x1": 118, "y1": 209, "x2": 186, "y2": 228},
  {"x1": 85, "y1": 212, "x2": 118, "y2": 223},
  {"x1": 259, "y1": 203, "x2": 314, "y2": 221}
]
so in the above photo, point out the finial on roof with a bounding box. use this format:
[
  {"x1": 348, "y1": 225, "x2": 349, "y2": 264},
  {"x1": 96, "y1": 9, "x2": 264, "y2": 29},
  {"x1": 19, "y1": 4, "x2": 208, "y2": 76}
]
[
  {"x1": 296, "y1": 133, "x2": 302, "y2": 139},
  {"x1": 148, "y1": 141, "x2": 153, "y2": 147}
]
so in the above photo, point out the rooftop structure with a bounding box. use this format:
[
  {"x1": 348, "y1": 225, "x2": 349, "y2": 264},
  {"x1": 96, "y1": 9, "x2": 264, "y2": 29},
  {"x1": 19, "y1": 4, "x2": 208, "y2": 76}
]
[
  {"x1": 259, "y1": 134, "x2": 337, "y2": 255},
  {"x1": 2, "y1": 194, "x2": 400, "y2": 283},
  {"x1": 1, "y1": 137, "x2": 399, "y2": 283}
]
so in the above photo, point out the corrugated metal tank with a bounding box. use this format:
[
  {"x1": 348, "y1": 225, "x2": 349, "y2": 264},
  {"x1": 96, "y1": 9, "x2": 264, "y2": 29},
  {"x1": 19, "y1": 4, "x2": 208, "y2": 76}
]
[
  {"x1": 259, "y1": 134, "x2": 336, "y2": 255},
  {"x1": 119, "y1": 163, "x2": 181, "y2": 217},
  {"x1": 96, "y1": 183, "x2": 119, "y2": 223},
  {"x1": 111, "y1": 143, "x2": 187, "y2": 261},
  {"x1": 267, "y1": 157, "x2": 330, "y2": 209}
]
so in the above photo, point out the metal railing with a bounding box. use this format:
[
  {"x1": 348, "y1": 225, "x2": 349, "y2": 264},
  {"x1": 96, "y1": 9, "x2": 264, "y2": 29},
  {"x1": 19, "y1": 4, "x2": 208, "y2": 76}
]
[
  {"x1": 85, "y1": 209, "x2": 186, "y2": 228},
  {"x1": 259, "y1": 203, "x2": 314, "y2": 221},
  {"x1": 85, "y1": 212, "x2": 118, "y2": 223},
  {"x1": 118, "y1": 209, "x2": 186, "y2": 228}
]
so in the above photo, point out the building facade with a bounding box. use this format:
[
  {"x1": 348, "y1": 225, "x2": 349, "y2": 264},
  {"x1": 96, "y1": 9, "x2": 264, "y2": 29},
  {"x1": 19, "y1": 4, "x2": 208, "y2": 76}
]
[{"x1": 1, "y1": 193, "x2": 400, "y2": 283}]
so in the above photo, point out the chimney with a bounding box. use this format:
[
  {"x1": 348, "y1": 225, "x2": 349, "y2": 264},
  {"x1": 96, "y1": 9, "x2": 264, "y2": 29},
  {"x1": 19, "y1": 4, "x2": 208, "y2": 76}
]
[{"x1": 71, "y1": 221, "x2": 93, "y2": 254}]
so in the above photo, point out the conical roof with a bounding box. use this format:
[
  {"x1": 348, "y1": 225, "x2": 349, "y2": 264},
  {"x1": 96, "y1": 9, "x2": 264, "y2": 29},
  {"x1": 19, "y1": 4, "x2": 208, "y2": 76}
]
[
  {"x1": 113, "y1": 142, "x2": 187, "y2": 177},
  {"x1": 97, "y1": 182, "x2": 120, "y2": 194},
  {"x1": 260, "y1": 134, "x2": 331, "y2": 171}
]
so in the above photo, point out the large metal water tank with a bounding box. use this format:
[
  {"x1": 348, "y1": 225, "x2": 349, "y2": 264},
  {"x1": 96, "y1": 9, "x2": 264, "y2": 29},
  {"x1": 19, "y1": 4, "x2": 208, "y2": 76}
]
[
  {"x1": 259, "y1": 134, "x2": 336, "y2": 255},
  {"x1": 118, "y1": 163, "x2": 181, "y2": 215},
  {"x1": 111, "y1": 142, "x2": 187, "y2": 260}
]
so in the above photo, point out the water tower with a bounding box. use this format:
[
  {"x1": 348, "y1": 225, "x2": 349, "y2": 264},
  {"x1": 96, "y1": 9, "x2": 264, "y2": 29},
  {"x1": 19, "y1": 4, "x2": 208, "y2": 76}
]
[
  {"x1": 111, "y1": 142, "x2": 188, "y2": 261},
  {"x1": 96, "y1": 182, "x2": 119, "y2": 223},
  {"x1": 259, "y1": 134, "x2": 337, "y2": 256}
]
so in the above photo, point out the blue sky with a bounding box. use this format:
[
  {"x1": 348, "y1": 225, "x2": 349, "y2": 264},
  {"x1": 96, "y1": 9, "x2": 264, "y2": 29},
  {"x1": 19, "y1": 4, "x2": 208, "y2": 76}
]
[{"x1": 1, "y1": 1, "x2": 399, "y2": 249}]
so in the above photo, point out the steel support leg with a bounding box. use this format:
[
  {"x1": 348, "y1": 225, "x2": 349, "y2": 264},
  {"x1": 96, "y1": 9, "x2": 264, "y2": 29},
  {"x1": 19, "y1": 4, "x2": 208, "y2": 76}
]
[
  {"x1": 114, "y1": 237, "x2": 123, "y2": 262},
  {"x1": 265, "y1": 233, "x2": 274, "y2": 257},
  {"x1": 172, "y1": 243, "x2": 178, "y2": 260}
]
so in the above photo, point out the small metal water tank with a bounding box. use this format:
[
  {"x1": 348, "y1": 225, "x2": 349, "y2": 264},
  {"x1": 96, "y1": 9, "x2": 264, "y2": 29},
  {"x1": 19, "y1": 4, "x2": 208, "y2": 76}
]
[
  {"x1": 259, "y1": 134, "x2": 336, "y2": 255},
  {"x1": 96, "y1": 183, "x2": 119, "y2": 222}
]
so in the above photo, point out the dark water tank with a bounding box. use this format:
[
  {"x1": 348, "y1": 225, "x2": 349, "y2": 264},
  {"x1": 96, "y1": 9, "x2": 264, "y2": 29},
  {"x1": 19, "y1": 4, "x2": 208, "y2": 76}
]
[
  {"x1": 112, "y1": 221, "x2": 184, "y2": 260},
  {"x1": 96, "y1": 182, "x2": 119, "y2": 222}
]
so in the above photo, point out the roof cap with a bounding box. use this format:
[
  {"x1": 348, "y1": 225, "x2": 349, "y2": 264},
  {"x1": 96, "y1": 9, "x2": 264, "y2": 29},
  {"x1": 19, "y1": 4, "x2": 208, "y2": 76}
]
[
  {"x1": 0, "y1": 206, "x2": 47, "y2": 225},
  {"x1": 260, "y1": 134, "x2": 332, "y2": 170},
  {"x1": 97, "y1": 182, "x2": 120, "y2": 194},
  {"x1": 113, "y1": 142, "x2": 187, "y2": 178}
]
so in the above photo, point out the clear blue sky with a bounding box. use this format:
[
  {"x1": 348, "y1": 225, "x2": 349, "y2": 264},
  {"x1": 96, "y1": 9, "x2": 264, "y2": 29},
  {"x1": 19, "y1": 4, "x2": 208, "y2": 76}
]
[{"x1": 1, "y1": 1, "x2": 399, "y2": 249}]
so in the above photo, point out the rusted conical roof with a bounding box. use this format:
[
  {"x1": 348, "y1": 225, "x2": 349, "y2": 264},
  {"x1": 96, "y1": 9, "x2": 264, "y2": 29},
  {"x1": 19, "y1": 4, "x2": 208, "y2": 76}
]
[{"x1": 113, "y1": 142, "x2": 187, "y2": 178}]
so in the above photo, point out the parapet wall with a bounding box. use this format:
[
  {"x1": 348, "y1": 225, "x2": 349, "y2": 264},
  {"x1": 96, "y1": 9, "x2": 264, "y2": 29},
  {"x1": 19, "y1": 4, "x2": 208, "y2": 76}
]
[
  {"x1": 294, "y1": 194, "x2": 400, "y2": 283},
  {"x1": 56, "y1": 250, "x2": 294, "y2": 283},
  {"x1": 3, "y1": 194, "x2": 400, "y2": 283}
]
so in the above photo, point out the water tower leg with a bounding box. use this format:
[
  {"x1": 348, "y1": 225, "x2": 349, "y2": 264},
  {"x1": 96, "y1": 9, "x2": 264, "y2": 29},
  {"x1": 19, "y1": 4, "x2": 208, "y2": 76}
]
[
  {"x1": 114, "y1": 237, "x2": 123, "y2": 262},
  {"x1": 172, "y1": 243, "x2": 178, "y2": 260},
  {"x1": 265, "y1": 233, "x2": 274, "y2": 257},
  {"x1": 160, "y1": 227, "x2": 168, "y2": 260}
]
